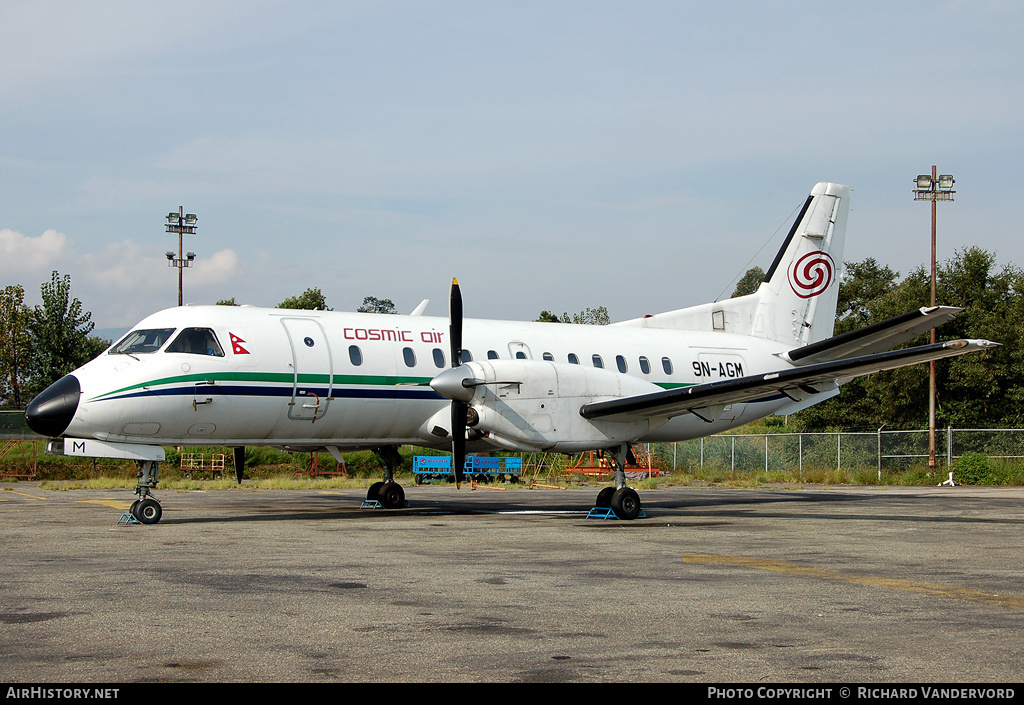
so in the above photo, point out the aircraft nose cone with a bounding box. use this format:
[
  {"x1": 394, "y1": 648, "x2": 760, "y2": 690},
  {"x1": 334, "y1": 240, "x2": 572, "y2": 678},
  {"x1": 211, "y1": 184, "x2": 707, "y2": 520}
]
[{"x1": 25, "y1": 374, "x2": 81, "y2": 437}]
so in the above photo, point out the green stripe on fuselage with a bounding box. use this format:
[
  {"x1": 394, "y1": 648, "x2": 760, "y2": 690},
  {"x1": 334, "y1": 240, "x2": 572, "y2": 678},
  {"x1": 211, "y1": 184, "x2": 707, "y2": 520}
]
[
  {"x1": 88, "y1": 370, "x2": 693, "y2": 402},
  {"x1": 88, "y1": 371, "x2": 433, "y2": 401}
]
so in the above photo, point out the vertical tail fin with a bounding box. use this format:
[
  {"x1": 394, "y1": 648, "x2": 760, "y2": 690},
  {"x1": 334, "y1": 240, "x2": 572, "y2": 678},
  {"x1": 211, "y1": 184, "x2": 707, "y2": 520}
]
[
  {"x1": 612, "y1": 182, "x2": 850, "y2": 347},
  {"x1": 752, "y1": 182, "x2": 849, "y2": 345}
]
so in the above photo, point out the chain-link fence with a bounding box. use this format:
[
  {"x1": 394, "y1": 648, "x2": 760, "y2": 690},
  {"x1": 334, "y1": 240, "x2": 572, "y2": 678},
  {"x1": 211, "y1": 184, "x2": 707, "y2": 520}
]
[
  {"x1": 0, "y1": 410, "x2": 32, "y2": 439},
  {"x1": 651, "y1": 428, "x2": 1024, "y2": 477},
  {"x1": 0, "y1": 411, "x2": 39, "y2": 478}
]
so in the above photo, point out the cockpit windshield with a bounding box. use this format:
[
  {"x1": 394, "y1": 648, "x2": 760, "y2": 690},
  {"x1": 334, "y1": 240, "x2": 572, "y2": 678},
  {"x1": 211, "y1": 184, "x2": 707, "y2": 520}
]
[
  {"x1": 110, "y1": 328, "x2": 176, "y2": 355},
  {"x1": 165, "y1": 328, "x2": 225, "y2": 357}
]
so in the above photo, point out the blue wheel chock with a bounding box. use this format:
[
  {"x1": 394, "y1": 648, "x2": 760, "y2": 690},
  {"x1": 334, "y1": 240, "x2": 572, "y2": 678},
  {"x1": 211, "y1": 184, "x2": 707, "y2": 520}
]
[
  {"x1": 360, "y1": 499, "x2": 384, "y2": 510},
  {"x1": 587, "y1": 507, "x2": 647, "y2": 520},
  {"x1": 118, "y1": 512, "x2": 141, "y2": 525}
]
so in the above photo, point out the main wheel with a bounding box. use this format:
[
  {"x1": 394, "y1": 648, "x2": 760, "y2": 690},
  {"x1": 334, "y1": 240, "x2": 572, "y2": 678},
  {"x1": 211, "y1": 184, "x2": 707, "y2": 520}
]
[
  {"x1": 367, "y1": 481, "x2": 385, "y2": 501},
  {"x1": 134, "y1": 498, "x2": 163, "y2": 525},
  {"x1": 378, "y1": 481, "x2": 405, "y2": 509},
  {"x1": 610, "y1": 487, "x2": 641, "y2": 520},
  {"x1": 595, "y1": 487, "x2": 615, "y2": 508}
]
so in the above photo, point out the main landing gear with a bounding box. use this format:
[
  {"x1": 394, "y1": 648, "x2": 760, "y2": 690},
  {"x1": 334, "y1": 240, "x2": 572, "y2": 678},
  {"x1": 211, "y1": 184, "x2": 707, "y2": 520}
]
[
  {"x1": 593, "y1": 444, "x2": 643, "y2": 520},
  {"x1": 129, "y1": 460, "x2": 163, "y2": 524},
  {"x1": 366, "y1": 446, "x2": 406, "y2": 509}
]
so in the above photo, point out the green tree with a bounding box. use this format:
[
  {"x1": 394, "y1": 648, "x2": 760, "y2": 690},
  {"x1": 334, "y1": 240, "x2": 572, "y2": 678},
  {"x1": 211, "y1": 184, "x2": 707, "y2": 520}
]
[
  {"x1": 731, "y1": 266, "x2": 765, "y2": 298},
  {"x1": 357, "y1": 296, "x2": 397, "y2": 314},
  {"x1": 0, "y1": 284, "x2": 31, "y2": 407},
  {"x1": 278, "y1": 288, "x2": 331, "y2": 311},
  {"x1": 534, "y1": 307, "x2": 610, "y2": 324},
  {"x1": 26, "y1": 271, "x2": 96, "y2": 396},
  {"x1": 793, "y1": 248, "x2": 1023, "y2": 430},
  {"x1": 835, "y1": 258, "x2": 900, "y2": 331},
  {"x1": 562, "y1": 307, "x2": 610, "y2": 325},
  {"x1": 216, "y1": 297, "x2": 238, "y2": 306}
]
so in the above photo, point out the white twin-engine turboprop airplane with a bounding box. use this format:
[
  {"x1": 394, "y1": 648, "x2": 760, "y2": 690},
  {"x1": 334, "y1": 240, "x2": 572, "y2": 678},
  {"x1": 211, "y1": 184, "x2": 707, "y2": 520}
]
[{"x1": 25, "y1": 182, "x2": 996, "y2": 523}]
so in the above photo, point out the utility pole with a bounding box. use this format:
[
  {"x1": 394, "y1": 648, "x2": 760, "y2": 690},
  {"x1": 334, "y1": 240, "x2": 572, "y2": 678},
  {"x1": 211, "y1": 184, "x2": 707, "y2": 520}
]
[
  {"x1": 913, "y1": 167, "x2": 956, "y2": 470},
  {"x1": 165, "y1": 207, "x2": 198, "y2": 306}
]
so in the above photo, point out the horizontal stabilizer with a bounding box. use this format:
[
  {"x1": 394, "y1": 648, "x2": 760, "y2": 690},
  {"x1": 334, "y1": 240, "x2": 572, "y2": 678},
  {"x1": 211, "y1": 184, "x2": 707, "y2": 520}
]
[
  {"x1": 783, "y1": 306, "x2": 962, "y2": 365},
  {"x1": 580, "y1": 339, "x2": 998, "y2": 423}
]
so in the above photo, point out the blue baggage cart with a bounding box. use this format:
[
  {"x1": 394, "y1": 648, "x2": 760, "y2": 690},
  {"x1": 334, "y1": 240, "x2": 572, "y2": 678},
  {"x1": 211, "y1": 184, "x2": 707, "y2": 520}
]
[{"x1": 412, "y1": 455, "x2": 522, "y2": 484}]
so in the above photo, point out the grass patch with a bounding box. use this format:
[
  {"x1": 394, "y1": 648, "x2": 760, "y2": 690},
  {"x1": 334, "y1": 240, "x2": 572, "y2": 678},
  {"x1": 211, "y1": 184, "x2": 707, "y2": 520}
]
[{"x1": 8, "y1": 439, "x2": 1024, "y2": 490}]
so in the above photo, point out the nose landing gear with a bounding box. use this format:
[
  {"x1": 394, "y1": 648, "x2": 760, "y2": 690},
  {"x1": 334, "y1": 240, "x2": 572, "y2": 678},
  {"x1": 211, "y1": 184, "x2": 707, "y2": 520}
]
[{"x1": 130, "y1": 460, "x2": 163, "y2": 524}]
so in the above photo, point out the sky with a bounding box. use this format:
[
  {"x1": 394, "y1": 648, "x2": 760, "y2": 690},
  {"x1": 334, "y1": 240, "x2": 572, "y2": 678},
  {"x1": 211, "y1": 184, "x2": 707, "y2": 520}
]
[{"x1": 2, "y1": 1, "x2": 1022, "y2": 338}]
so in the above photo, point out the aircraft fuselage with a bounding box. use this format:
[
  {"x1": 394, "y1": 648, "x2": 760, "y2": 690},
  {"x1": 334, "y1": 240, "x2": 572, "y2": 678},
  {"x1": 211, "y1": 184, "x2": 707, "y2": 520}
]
[{"x1": 63, "y1": 304, "x2": 792, "y2": 451}]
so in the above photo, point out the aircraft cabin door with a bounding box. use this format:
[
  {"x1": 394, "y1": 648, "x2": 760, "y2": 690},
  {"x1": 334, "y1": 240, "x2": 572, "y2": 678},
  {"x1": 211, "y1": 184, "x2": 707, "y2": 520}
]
[{"x1": 281, "y1": 318, "x2": 333, "y2": 422}]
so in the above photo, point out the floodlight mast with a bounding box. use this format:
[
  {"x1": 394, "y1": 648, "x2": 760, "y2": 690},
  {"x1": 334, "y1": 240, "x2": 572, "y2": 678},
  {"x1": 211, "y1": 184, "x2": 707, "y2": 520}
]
[
  {"x1": 913, "y1": 166, "x2": 956, "y2": 471},
  {"x1": 164, "y1": 206, "x2": 198, "y2": 306}
]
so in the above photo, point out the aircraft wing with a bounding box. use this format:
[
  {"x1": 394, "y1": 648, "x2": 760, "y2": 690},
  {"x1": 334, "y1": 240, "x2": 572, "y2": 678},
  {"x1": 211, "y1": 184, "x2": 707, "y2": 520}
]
[
  {"x1": 782, "y1": 306, "x2": 962, "y2": 365},
  {"x1": 579, "y1": 338, "x2": 997, "y2": 423}
]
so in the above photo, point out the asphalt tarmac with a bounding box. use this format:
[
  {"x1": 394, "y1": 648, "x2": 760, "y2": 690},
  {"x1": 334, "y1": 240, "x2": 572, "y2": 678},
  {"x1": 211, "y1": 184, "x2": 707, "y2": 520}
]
[{"x1": 2, "y1": 482, "x2": 1023, "y2": 684}]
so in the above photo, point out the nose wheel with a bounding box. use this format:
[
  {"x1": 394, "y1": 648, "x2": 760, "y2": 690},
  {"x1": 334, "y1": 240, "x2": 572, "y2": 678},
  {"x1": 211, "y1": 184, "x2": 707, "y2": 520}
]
[
  {"x1": 130, "y1": 460, "x2": 163, "y2": 524},
  {"x1": 130, "y1": 497, "x2": 163, "y2": 524}
]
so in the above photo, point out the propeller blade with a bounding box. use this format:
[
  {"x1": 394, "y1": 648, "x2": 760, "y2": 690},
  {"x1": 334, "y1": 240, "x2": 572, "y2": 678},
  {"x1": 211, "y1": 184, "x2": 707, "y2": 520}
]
[
  {"x1": 449, "y1": 278, "x2": 466, "y2": 487},
  {"x1": 452, "y1": 401, "x2": 467, "y2": 487},
  {"x1": 450, "y1": 277, "x2": 463, "y2": 367},
  {"x1": 233, "y1": 446, "x2": 245, "y2": 484}
]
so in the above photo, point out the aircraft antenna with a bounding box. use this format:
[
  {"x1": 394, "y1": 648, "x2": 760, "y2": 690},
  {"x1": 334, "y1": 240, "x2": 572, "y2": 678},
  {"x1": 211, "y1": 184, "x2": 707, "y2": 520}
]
[{"x1": 713, "y1": 200, "x2": 803, "y2": 302}]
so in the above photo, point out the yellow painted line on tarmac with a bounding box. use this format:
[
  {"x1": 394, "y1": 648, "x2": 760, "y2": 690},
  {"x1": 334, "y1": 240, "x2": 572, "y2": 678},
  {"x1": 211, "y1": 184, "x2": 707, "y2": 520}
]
[
  {"x1": 681, "y1": 553, "x2": 1024, "y2": 610},
  {"x1": 1, "y1": 488, "x2": 46, "y2": 500},
  {"x1": 78, "y1": 499, "x2": 132, "y2": 510}
]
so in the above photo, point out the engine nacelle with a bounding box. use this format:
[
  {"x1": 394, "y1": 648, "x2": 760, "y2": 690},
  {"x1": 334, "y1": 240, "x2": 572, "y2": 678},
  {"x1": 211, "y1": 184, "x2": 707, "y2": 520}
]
[{"x1": 425, "y1": 359, "x2": 668, "y2": 452}]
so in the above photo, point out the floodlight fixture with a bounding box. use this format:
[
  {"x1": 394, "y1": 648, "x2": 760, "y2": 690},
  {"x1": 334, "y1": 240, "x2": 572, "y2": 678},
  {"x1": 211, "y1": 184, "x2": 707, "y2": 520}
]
[{"x1": 164, "y1": 205, "x2": 198, "y2": 306}]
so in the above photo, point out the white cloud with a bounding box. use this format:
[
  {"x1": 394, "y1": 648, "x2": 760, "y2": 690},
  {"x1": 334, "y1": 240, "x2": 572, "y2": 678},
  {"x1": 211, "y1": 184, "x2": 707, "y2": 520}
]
[
  {"x1": 78, "y1": 239, "x2": 164, "y2": 293},
  {"x1": 0, "y1": 228, "x2": 68, "y2": 275},
  {"x1": 190, "y1": 249, "x2": 241, "y2": 289}
]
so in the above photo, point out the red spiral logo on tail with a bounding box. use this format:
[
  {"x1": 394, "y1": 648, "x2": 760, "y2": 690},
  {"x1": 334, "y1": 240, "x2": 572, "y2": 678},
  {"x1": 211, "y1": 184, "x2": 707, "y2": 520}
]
[{"x1": 789, "y1": 251, "x2": 835, "y2": 299}]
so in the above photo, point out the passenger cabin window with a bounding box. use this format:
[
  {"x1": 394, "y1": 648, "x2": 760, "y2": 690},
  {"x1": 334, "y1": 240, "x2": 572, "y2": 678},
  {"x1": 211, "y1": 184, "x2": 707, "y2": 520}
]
[
  {"x1": 110, "y1": 328, "x2": 175, "y2": 355},
  {"x1": 515, "y1": 351, "x2": 527, "y2": 360},
  {"x1": 542, "y1": 352, "x2": 554, "y2": 361},
  {"x1": 615, "y1": 355, "x2": 627, "y2": 373},
  {"x1": 165, "y1": 328, "x2": 225, "y2": 357},
  {"x1": 461, "y1": 350, "x2": 473, "y2": 363},
  {"x1": 487, "y1": 350, "x2": 499, "y2": 360},
  {"x1": 639, "y1": 356, "x2": 651, "y2": 374},
  {"x1": 592, "y1": 354, "x2": 603, "y2": 369},
  {"x1": 433, "y1": 348, "x2": 446, "y2": 368},
  {"x1": 662, "y1": 357, "x2": 674, "y2": 375},
  {"x1": 349, "y1": 345, "x2": 362, "y2": 366},
  {"x1": 568, "y1": 353, "x2": 579, "y2": 364},
  {"x1": 403, "y1": 347, "x2": 416, "y2": 367}
]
